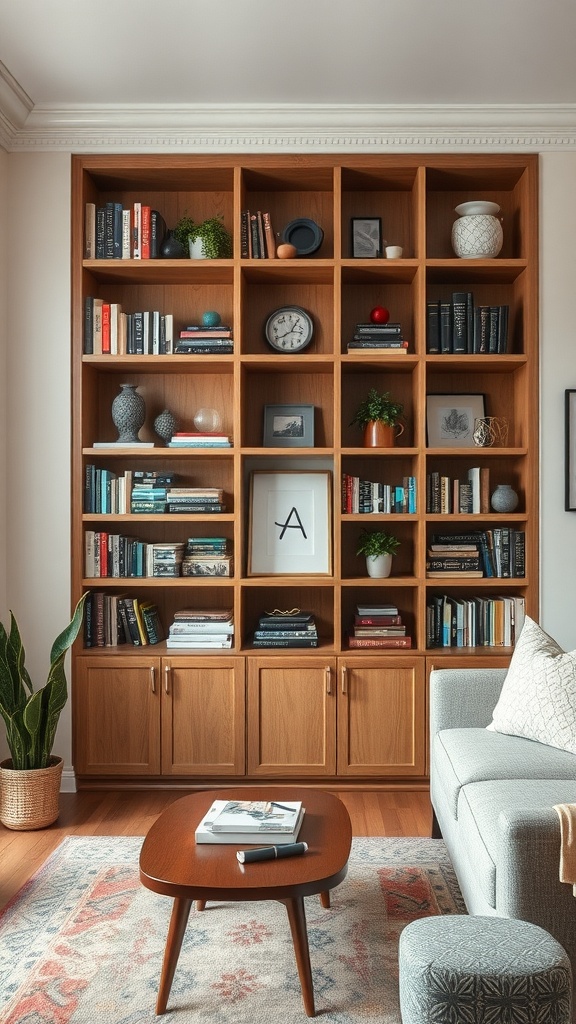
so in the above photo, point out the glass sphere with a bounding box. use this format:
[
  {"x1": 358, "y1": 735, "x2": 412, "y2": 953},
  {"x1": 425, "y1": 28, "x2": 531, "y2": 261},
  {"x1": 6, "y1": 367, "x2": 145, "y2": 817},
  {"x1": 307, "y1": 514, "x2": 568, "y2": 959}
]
[{"x1": 194, "y1": 407, "x2": 222, "y2": 432}]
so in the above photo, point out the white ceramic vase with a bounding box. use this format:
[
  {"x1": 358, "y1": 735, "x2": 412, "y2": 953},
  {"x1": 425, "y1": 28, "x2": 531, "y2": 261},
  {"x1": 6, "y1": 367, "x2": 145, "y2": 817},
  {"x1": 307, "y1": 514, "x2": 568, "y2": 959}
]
[
  {"x1": 366, "y1": 553, "x2": 392, "y2": 579},
  {"x1": 189, "y1": 238, "x2": 208, "y2": 259},
  {"x1": 451, "y1": 201, "x2": 503, "y2": 259}
]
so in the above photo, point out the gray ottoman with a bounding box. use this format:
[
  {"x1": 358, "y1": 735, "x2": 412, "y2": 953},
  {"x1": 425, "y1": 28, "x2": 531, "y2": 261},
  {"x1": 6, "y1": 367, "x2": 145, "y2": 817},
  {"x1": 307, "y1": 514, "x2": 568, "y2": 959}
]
[{"x1": 399, "y1": 916, "x2": 572, "y2": 1024}]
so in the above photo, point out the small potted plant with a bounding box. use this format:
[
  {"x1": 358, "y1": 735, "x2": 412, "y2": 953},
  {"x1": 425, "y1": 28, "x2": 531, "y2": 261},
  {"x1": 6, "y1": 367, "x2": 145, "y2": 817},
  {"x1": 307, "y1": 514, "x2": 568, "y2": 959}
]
[
  {"x1": 0, "y1": 594, "x2": 86, "y2": 830},
  {"x1": 356, "y1": 529, "x2": 400, "y2": 578},
  {"x1": 350, "y1": 387, "x2": 405, "y2": 447},
  {"x1": 173, "y1": 214, "x2": 232, "y2": 259}
]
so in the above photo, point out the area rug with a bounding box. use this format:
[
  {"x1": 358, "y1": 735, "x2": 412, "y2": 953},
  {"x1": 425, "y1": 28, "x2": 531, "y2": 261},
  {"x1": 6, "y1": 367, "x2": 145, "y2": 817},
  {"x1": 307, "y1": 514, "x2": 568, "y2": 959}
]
[{"x1": 0, "y1": 835, "x2": 465, "y2": 1023}]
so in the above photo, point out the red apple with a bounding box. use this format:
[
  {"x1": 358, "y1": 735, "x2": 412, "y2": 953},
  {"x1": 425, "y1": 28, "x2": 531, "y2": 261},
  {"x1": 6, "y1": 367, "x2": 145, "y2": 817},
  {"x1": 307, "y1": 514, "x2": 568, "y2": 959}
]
[{"x1": 370, "y1": 306, "x2": 390, "y2": 324}]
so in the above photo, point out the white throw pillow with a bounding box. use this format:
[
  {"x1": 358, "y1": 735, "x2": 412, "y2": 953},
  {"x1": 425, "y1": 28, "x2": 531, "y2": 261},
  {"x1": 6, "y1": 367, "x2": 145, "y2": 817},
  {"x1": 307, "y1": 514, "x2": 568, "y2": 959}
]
[{"x1": 487, "y1": 616, "x2": 576, "y2": 753}]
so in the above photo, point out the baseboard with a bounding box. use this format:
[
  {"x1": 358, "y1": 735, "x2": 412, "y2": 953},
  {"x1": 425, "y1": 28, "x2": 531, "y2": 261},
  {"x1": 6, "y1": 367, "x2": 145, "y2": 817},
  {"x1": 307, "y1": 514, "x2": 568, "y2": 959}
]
[{"x1": 61, "y1": 768, "x2": 77, "y2": 794}]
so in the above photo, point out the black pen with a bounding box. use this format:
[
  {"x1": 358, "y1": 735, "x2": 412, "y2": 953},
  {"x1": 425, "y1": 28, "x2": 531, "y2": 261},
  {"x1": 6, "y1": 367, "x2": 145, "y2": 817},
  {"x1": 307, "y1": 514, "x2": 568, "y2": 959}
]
[{"x1": 271, "y1": 801, "x2": 295, "y2": 811}]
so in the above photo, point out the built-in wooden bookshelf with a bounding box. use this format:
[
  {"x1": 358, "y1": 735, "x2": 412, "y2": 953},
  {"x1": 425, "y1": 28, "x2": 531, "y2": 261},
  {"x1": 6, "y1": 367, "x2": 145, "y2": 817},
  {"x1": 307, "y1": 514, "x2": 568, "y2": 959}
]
[{"x1": 71, "y1": 154, "x2": 538, "y2": 788}]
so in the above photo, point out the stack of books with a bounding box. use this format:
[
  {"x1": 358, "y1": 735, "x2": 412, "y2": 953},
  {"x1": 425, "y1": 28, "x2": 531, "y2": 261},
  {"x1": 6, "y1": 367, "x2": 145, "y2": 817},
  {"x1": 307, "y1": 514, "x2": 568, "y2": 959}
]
[
  {"x1": 167, "y1": 432, "x2": 232, "y2": 449},
  {"x1": 174, "y1": 325, "x2": 234, "y2": 355},
  {"x1": 149, "y1": 541, "x2": 186, "y2": 577},
  {"x1": 347, "y1": 322, "x2": 408, "y2": 353},
  {"x1": 348, "y1": 603, "x2": 412, "y2": 649},
  {"x1": 166, "y1": 608, "x2": 234, "y2": 649},
  {"x1": 165, "y1": 486, "x2": 226, "y2": 514},
  {"x1": 426, "y1": 538, "x2": 484, "y2": 578},
  {"x1": 252, "y1": 612, "x2": 319, "y2": 648},
  {"x1": 130, "y1": 472, "x2": 175, "y2": 513},
  {"x1": 195, "y1": 799, "x2": 304, "y2": 845},
  {"x1": 182, "y1": 536, "x2": 233, "y2": 577}
]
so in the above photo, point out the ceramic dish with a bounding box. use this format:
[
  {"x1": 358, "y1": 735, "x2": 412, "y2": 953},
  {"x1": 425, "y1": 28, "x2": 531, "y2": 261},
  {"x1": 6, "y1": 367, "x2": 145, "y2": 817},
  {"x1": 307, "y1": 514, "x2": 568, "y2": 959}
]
[{"x1": 281, "y1": 218, "x2": 324, "y2": 256}]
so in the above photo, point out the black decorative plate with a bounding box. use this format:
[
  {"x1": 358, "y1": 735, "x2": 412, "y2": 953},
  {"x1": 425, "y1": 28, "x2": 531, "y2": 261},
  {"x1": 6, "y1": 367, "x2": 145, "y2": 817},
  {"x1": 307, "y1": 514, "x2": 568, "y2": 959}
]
[{"x1": 281, "y1": 218, "x2": 324, "y2": 257}]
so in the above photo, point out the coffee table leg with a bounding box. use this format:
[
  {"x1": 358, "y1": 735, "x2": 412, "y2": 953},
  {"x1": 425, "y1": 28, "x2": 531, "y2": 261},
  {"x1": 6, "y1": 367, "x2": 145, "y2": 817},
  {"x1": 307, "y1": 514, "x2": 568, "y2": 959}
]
[
  {"x1": 282, "y1": 896, "x2": 315, "y2": 1017},
  {"x1": 156, "y1": 897, "x2": 192, "y2": 1015}
]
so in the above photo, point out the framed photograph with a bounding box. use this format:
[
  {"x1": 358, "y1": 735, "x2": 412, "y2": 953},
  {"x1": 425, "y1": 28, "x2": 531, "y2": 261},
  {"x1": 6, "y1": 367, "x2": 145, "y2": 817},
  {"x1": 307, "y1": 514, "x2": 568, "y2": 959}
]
[
  {"x1": 263, "y1": 404, "x2": 314, "y2": 447},
  {"x1": 351, "y1": 217, "x2": 382, "y2": 258},
  {"x1": 426, "y1": 393, "x2": 486, "y2": 448},
  {"x1": 248, "y1": 471, "x2": 332, "y2": 576},
  {"x1": 566, "y1": 389, "x2": 576, "y2": 511}
]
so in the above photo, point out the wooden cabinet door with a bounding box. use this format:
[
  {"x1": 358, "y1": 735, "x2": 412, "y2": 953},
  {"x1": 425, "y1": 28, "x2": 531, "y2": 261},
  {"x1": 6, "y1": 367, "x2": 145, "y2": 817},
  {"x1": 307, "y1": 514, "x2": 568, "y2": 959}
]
[
  {"x1": 74, "y1": 656, "x2": 161, "y2": 775},
  {"x1": 247, "y1": 658, "x2": 337, "y2": 776},
  {"x1": 161, "y1": 658, "x2": 245, "y2": 775},
  {"x1": 337, "y1": 657, "x2": 425, "y2": 776}
]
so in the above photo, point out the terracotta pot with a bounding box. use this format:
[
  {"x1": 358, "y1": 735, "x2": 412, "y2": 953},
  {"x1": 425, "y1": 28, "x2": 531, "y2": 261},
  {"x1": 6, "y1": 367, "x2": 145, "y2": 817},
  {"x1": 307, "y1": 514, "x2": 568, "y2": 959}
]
[{"x1": 363, "y1": 420, "x2": 404, "y2": 448}]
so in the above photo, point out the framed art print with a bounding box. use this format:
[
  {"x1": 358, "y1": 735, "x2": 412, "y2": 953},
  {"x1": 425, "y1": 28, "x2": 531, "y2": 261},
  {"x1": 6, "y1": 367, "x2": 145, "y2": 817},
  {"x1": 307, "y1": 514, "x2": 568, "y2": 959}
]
[
  {"x1": 263, "y1": 404, "x2": 314, "y2": 447},
  {"x1": 351, "y1": 217, "x2": 383, "y2": 258},
  {"x1": 566, "y1": 389, "x2": 576, "y2": 511},
  {"x1": 248, "y1": 470, "x2": 332, "y2": 575},
  {"x1": 426, "y1": 393, "x2": 486, "y2": 448}
]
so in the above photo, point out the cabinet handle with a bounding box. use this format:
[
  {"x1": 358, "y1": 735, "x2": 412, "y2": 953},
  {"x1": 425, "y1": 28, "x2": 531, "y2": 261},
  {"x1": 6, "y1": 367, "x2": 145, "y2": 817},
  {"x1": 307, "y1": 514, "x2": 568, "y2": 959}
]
[
  {"x1": 325, "y1": 665, "x2": 332, "y2": 694},
  {"x1": 164, "y1": 664, "x2": 170, "y2": 694},
  {"x1": 150, "y1": 666, "x2": 156, "y2": 693},
  {"x1": 341, "y1": 665, "x2": 347, "y2": 695}
]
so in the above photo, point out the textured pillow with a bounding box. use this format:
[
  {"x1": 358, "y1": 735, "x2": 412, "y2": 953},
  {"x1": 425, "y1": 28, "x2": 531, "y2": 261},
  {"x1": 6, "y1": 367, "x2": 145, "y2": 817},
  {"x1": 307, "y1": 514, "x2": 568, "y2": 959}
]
[{"x1": 487, "y1": 616, "x2": 576, "y2": 753}]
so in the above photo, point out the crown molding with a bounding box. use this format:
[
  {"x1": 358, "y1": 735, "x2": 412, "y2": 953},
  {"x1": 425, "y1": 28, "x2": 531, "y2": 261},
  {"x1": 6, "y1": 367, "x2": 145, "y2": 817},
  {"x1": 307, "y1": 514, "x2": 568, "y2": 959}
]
[{"x1": 2, "y1": 96, "x2": 576, "y2": 152}]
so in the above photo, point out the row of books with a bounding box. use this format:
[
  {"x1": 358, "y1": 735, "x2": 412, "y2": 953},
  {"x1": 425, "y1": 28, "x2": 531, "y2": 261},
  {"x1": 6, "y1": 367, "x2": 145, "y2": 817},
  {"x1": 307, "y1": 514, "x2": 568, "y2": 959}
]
[
  {"x1": 195, "y1": 799, "x2": 304, "y2": 845},
  {"x1": 342, "y1": 475, "x2": 417, "y2": 514},
  {"x1": 240, "y1": 210, "x2": 276, "y2": 259},
  {"x1": 85, "y1": 535, "x2": 185, "y2": 578},
  {"x1": 166, "y1": 608, "x2": 234, "y2": 649},
  {"x1": 347, "y1": 604, "x2": 412, "y2": 649},
  {"x1": 84, "y1": 592, "x2": 165, "y2": 647},
  {"x1": 426, "y1": 467, "x2": 492, "y2": 515},
  {"x1": 251, "y1": 612, "x2": 319, "y2": 648},
  {"x1": 84, "y1": 468, "x2": 176, "y2": 514},
  {"x1": 83, "y1": 299, "x2": 175, "y2": 355},
  {"x1": 426, "y1": 594, "x2": 526, "y2": 649},
  {"x1": 426, "y1": 293, "x2": 510, "y2": 354},
  {"x1": 346, "y1": 322, "x2": 409, "y2": 354},
  {"x1": 174, "y1": 324, "x2": 234, "y2": 355},
  {"x1": 428, "y1": 531, "x2": 525, "y2": 579},
  {"x1": 85, "y1": 202, "x2": 166, "y2": 260}
]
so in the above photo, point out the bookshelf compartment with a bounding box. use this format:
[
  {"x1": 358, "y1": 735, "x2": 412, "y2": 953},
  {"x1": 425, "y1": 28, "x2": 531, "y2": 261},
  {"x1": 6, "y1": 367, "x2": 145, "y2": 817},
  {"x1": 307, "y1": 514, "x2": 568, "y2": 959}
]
[
  {"x1": 241, "y1": 367, "x2": 335, "y2": 449},
  {"x1": 241, "y1": 584, "x2": 335, "y2": 650},
  {"x1": 340, "y1": 165, "x2": 420, "y2": 260},
  {"x1": 241, "y1": 166, "x2": 335, "y2": 260},
  {"x1": 240, "y1": 270, "x2": 335, "y2": 356},
  {"x1": 341, "y1": 366, "x2": 417, "y2": 449},
  {"x1": 340, "y1": 584, "x2": 418, "y2": 651},
  {"x1": 340, "y1": 264, "x2": 419, "y2": 355},
  {"x1": 340, "y1": 519, "x2": 416, "y2": 581}
]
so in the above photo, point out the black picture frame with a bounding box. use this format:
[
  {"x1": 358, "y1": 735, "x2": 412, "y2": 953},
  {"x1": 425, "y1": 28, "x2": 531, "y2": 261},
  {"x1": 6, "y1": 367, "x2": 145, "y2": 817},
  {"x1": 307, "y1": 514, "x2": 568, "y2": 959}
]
[
  {"x1": 351, "y1": 217, "x2": 382, "y2": 258},
  {"x1": 565, "y1": 389, "x2": 576, "y2": 511},
  {"x1": 263, "y1": 404, "x2": 315, "y2": 448}
]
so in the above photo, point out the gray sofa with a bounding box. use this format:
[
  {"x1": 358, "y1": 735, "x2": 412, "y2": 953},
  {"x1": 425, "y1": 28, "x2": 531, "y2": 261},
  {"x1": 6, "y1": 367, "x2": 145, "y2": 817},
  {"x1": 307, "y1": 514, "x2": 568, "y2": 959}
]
[{"x1": 430, "y1": 667, "x2": 576, "y2": 974}]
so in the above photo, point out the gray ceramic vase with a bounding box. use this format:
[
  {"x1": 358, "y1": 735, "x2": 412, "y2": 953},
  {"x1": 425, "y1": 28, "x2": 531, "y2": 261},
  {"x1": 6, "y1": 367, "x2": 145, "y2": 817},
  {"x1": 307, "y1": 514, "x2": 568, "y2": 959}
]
[{"x1": 111, "y1": 384, "x2": 146, "y2": 443}]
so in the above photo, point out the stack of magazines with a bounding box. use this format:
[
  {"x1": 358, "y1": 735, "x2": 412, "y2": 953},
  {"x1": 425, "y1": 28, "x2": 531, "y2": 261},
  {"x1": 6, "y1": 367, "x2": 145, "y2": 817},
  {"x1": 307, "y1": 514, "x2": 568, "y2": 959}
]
[{"x1": 195, "y1": 799, "x2": 304, "y2": 845}]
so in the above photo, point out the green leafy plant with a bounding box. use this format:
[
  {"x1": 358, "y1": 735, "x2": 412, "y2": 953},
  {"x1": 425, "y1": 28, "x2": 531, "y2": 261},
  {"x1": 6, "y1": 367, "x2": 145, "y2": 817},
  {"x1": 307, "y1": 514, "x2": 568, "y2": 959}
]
[
  {"x1": 350, "y1": 388, "x2": 404, "y2": 429},
  {"x1": 0, "y1": 594, "x2": 87, "y2": 770},
  {"x1": 173, "y1": 214, "x2": 232, "y2": 259},
  {"x1": 356, "y1": 529, "x2": 401, "y2": 558}
]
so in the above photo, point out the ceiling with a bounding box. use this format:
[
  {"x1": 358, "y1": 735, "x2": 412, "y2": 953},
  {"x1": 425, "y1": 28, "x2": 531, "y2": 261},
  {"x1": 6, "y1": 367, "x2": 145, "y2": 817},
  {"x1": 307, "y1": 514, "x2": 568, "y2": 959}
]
[{"x1": 2, "y1": 0, "x2": 576, "y2": 150}]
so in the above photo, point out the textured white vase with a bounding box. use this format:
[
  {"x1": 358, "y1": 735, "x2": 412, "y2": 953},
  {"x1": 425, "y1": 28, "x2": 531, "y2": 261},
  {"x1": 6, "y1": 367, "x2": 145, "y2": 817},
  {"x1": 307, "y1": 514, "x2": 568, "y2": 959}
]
[
  {"x1": 451, "y1": 201, "x2": 503, "y2": 259},
  {"x1": 366, "y1": 553, "x2": 392, "y2": 579},
  {"x1": 189, "y1": 238, "x2": 208, "y2": 259}
]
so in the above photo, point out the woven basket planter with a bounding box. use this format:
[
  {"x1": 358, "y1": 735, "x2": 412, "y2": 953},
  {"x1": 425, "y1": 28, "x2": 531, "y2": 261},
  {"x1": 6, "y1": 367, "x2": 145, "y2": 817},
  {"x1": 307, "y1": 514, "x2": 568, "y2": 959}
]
[{"x1": 0, "y1": 756, "x2": 63, "y2": 830}]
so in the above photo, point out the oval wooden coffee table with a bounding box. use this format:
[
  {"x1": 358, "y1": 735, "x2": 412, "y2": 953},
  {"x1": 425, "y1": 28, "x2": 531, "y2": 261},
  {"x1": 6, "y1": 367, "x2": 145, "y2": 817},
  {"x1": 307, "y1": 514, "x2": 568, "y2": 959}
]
[{"x1": 139, "y1": 787, "x2": 352, "y2": 1017}]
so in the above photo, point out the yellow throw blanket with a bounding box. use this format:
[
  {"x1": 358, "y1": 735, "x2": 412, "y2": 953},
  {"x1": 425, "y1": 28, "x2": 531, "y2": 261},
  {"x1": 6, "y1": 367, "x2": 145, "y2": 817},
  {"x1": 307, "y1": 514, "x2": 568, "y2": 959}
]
[{"x1": 554, "y1": 803, "x2": 576, "y2": 896}]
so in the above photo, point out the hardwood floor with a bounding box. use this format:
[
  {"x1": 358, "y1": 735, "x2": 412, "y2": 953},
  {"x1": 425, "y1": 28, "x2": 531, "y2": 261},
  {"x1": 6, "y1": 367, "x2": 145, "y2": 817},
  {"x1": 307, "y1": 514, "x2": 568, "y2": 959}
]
[{"x1": 0, "y1": 788, "x2": 433, "y2": 912}]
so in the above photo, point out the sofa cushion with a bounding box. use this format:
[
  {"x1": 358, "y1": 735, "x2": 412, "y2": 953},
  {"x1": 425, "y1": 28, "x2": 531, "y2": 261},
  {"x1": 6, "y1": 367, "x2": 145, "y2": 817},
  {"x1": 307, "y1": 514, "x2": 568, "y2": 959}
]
[
  {"x1": 457, "y1": 779, "x2": 576, "y2": 908},
  {"x1": 433, "y1": 727, "x2": 576, "y2": 819},
  {"x1": 488, "y1": 616, "x2": 576, "y2": 753}
]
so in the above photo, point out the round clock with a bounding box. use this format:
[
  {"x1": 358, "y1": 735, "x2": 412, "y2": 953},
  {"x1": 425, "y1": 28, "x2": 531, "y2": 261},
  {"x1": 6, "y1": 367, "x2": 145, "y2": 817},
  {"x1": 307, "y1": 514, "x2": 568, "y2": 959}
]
[{"x1": 264, "y1": 306, "x2": 314, "y2": 353}]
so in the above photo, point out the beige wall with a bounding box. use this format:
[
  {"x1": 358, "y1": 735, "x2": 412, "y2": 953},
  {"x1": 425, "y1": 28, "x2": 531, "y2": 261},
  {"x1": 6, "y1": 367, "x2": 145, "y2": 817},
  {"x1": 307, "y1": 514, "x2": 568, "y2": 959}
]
[
  {"x1": 3, "y1": 150, "x2": 576, "y2": 780},
  {"x1": 0, "y1": 148, "x2": 7, "y2": 627}
]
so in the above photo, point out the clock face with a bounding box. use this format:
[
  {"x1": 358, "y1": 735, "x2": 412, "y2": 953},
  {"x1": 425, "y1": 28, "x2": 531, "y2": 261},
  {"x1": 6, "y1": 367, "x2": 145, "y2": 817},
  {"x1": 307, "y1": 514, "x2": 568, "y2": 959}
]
[{"x1": 264, "y1": 306, "x2": 314, "y2": 353}]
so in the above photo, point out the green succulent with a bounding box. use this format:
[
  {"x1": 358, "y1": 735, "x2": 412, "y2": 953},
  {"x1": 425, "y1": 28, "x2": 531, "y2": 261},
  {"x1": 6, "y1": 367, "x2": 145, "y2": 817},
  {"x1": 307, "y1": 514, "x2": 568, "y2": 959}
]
[{"x1": 0, "y1": 594, "x2": 86, "y2": 770}]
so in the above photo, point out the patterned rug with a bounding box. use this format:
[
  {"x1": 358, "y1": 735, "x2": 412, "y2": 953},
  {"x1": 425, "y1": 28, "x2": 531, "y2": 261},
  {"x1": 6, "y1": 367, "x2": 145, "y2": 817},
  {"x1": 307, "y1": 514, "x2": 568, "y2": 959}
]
[{"x1": 0, "y1": 835, "x2": 464, "y2": 1023}]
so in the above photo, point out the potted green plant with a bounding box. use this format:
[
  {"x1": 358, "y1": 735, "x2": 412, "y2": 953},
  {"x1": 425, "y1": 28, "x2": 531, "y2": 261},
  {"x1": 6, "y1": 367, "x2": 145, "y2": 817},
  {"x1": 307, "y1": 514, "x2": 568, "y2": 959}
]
[
  {"x1": 350, "y1": 387, "x2": 405, "y2": 447},
  {"x1": 356, "y1": 529, "x2": 400, "y2": 578},
  {"x1": 0, "y1": 593, "x2": 86, "y2": 830},
  {"x1": 173, "y1": 214, "x2": 232, "y2": 259}
]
